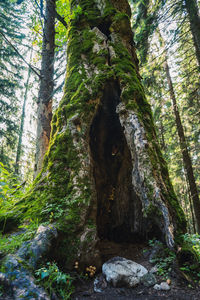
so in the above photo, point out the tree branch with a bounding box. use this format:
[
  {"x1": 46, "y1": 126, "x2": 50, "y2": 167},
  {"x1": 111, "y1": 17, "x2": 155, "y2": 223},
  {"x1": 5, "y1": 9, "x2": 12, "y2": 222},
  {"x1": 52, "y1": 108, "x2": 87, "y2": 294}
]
[
  {"x1": 0, "y1": 30, "x2": 41, "y2": 78},
  {"x1": 55, "y1": 10, "x2": 68, "y2": 28}
]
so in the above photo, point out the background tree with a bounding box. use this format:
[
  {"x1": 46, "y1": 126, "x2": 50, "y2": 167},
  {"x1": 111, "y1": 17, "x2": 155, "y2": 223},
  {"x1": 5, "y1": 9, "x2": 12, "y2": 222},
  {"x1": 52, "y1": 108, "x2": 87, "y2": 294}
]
[
  {"x1": 184, "y1": 0, "x2": 200, "y2": 67},
  {"x1": 0, "y1": 0, "x2": 25, "y2": 167},
  {"x1": 34, "y1": 0, "x2": 56, "y2": 176},
  {"x1": 131, "y1": 0, "x2": 200, "y2": 232}
]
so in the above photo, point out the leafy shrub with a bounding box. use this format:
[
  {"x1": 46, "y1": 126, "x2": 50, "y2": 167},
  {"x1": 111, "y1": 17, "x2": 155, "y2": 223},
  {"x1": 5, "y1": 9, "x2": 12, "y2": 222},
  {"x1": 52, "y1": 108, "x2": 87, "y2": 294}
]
[
  {"x1": 148, "y1": 239, "x2": 176, "y2": 279},
  {"x1": 35, "y1": 262, "x2": 74, "y2": 299},
  {"x1": 178, "y1": 233, "x2": 200, "y2": 281},
  {"x1": 182, "y1": 233, "x2": 200, "y2": 258},
  {"x1": 0, "y1": 162, "x2": 26, "y2": 232}
]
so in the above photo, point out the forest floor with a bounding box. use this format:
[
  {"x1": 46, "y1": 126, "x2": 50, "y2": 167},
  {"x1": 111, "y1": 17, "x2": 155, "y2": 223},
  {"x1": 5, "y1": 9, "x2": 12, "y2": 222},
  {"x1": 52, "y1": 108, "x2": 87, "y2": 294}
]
[{"x1": 71, "y1": 240, "x2": 200, "y2": 300}]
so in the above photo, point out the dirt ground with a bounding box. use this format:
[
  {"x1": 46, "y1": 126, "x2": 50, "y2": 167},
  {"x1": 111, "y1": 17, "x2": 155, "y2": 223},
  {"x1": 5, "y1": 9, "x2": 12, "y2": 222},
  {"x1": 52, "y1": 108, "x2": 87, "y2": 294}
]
[{"x1": 71, "y1": 240, "x2": 200, "y2": 300}]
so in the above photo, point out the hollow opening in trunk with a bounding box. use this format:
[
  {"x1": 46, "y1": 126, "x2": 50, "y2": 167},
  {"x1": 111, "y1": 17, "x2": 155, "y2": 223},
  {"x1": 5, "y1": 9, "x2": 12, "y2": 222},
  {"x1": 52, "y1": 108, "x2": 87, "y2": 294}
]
[{"x1": 90, "y1": 81, "x2": 146, "y2": 244}]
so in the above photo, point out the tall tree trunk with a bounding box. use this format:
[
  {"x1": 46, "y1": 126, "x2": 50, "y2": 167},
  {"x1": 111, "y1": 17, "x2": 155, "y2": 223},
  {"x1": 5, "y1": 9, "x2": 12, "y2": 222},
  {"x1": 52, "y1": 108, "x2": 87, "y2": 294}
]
[
  {"x1": 24, "y1": 0, "x2": 186, "y2": 267},
  {"x1": 164, "y1": 60, "x2": 200, "y2": 233},
  {"x1": 15, "y1": 50, "x2": 33, "y2": 174},
  {"x1": 184, "y1": 0, "x2": 200, "y2": 67},
  {"x1": 34, "y1": 0, "x2": 55, "y2": 176}
]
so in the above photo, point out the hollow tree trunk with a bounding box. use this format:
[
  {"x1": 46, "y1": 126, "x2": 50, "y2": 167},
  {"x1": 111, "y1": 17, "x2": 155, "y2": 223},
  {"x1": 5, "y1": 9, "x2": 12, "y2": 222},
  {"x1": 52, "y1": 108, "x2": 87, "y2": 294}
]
[
  {"x1": 26, "y1": 0, "x2": 186, "y2": 266},
  {"x1": 184, "y1": 0, "x2": 200, "y2": 67},
  {"x1": 164, "y1": 60, "x2": 200, "y2": 233},
  {"x1": 34, "y1": 0, "x2": 55, "y2": 177}
]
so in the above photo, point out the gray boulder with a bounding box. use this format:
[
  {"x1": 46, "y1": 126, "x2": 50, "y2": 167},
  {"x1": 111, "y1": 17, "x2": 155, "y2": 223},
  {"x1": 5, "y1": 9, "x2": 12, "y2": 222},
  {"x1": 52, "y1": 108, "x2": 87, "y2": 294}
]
[
  {"x1": 141, "y1": 272, "x2": 157, "y2": 287},
  {"x1": 102, "y1": 257, "x2": 148, "y2": 288},
  {"x1": 0, "y1": 225, "x2": 57, "y2": 299}
]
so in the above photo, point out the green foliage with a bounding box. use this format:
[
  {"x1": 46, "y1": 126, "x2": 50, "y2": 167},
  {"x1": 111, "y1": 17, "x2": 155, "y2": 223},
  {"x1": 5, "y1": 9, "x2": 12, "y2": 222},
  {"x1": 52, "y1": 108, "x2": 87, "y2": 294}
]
[
  {"x1": 0, "y1": 221, "x2": 38, "y2": 255},
  {"x1": 35, "y1": 262, "x2": 74, "y2": 299},
  {"x1": 177, "y1": 234, "x2": 200, "y2": 281},
  {"x1": 0, "y1": 0, "x2": 25, "y2": 165},
  {"x1": 182, "y1": 233, "x2": 200, "y2": 258},
  {"x1": 149, "y1": 239, "x2": 176, "y2": 279},
  {"x1": 0, "y1": 162, "x2": 27, "y2": 232}
]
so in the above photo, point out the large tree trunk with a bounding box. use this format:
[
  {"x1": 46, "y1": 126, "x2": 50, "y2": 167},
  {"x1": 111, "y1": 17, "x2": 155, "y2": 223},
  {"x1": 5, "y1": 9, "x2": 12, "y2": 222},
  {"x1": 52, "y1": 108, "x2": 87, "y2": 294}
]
[
  {"x1": 164, "y1": 60, "x2": 200, "y2": 233},
  {"x1": 184, "y1": 0, "x2": 200, "y2": 67},
  {"x1": 34, "y1": 0, "x2": 55, "y2": 176},
  {"x1": 25, "y1": 0, "x2": 186, "y2": 267}
]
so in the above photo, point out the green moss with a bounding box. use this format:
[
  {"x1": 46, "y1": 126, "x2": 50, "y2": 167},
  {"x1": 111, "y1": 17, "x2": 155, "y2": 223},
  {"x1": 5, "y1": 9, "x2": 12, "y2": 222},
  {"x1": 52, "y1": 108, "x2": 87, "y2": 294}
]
[{"x1": 5, "y1": 0, "x2": 186, "y2": 263}]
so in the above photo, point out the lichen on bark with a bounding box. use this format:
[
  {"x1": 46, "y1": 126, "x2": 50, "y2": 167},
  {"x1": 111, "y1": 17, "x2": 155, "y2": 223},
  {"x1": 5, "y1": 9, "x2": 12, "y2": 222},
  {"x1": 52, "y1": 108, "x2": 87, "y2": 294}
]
[{"x1": 16, "y1": 0, "x2": 186, "y2": 265}]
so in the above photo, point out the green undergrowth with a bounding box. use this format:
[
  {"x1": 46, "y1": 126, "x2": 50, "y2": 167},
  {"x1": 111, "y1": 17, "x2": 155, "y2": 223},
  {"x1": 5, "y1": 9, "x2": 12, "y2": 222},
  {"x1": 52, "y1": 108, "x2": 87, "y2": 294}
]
[
  {"x1": 177, "y1": 233, "x2": 200, "y2": 283},
  {"x1": 35, "y1": 261, "x2": 74, "y2": 300},
  {"x1": 147, "y1": 239, "x2": 176, "y2": 279},
  {"x1": 147, "y1": 236, "x2": 200, "y2": 284},
  {"x1": 0, "y1": 221, "x2": 38, "y2": 256},
  {"x1": 0, "y1": 162, "x2": 29, "y2": 232}
]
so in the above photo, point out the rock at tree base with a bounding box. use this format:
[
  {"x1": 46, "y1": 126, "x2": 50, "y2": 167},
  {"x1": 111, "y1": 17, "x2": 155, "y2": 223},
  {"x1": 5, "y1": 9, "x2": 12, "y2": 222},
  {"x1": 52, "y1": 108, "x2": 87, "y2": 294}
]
[
  {"x1": 102, "y1": 257, "x2": 148, "y2": 287},
  {"x1": 0, "y1": 225, "x2": 57, "y2": 300},
  {"x1": 94, "y1": 274, "x2": 108, "y2": 293},
  {"x1": 153, "y1": 282, "x2": 171, "y2": 291},
  {"x1": 141, "y1": 272, "x2": 157, "y2": 287}
]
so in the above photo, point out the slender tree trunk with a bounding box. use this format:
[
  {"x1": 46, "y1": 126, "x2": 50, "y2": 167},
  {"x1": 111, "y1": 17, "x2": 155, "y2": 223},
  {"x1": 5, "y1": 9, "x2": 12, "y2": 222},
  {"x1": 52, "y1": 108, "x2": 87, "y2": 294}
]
[
  {"x1": 34, "y1": 0, "x2": 55, "y2": 176},
  {"x1": 184, "y1": 0, "x2": 200, "y2": 67},
  {"x1": 164, "y1": 60, "x2": 200, "y2": 233},
  {"x1": 159, "y1": 117, "x2": 167, "y2": 152},
  {"x1": 187, "y1": 178, "x2": 197, "y2": 233},
  {"x1": 15, "y1": 50, "x2": 33, "y2": 174},
  {"x1": 183, "y1": 167, "x2": 197, "y2": 233},
  {"x1": 182, "y1": 184, "x2": 191, "y2": 233}
]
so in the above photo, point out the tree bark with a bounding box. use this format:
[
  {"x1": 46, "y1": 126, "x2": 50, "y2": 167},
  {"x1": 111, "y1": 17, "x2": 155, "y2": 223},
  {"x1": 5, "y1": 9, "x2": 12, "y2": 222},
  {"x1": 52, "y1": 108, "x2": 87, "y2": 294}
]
[
  {"x1": 34, "y1": 0, "x2": 55, "y2": 177},
  {"x1": 184, "y1": 0, "x2": 200, "y2": 67},
  {"x1": 164, "y1": 60, "x2": 200, "y2": 233},
  {"x1": 24, "y1": 0, "x2": 186, "y2": 266}
]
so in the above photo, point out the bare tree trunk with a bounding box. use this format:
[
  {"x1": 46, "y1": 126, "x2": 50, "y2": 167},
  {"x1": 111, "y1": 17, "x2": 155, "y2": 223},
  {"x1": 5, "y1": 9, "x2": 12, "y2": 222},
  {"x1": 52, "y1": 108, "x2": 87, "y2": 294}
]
[
  {"x1": 34, "y1": 0, "x2": 55, "y2": 177},
  {"x1": 184, "y1": 0, "x2": 200, "y2": 67},
  {"x1": 164, "y1": 60, "x2": 200, "y2": 233},
  {"x1": 183, "y1": 168, "x2": 197, "y2": 233}
]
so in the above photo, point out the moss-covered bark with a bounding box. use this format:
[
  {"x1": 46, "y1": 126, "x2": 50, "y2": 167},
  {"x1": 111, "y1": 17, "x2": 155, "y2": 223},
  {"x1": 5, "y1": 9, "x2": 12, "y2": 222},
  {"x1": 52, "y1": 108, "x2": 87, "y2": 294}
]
[{"x1": 16, "y1": 0, "x2": 186, "y2": 266}]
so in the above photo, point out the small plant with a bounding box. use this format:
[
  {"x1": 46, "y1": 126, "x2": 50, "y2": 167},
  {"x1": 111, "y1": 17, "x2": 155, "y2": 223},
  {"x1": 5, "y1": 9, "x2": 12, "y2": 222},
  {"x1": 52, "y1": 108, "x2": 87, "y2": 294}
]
[
  {"x1": 152, "y1": 251, "x2": 176, "y2": 279},
  {"x1": 148, "y1": 239, "x2": 176, "y2": 279},
  {"x1": 177, "y1": 233, "x2": 200, "y2": 282},
  {"x1": 35, "y1": 262, "x2": 74, "y2": 299},
  {"x1": 182, "y1": 233, "x2": 200, "y2": 258}
]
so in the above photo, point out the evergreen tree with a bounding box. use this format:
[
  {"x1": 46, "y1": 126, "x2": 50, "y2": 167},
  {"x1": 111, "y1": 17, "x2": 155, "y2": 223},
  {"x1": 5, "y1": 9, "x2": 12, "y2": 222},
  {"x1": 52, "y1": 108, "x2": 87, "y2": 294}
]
[
  {"x1": 0, "y1": 0, "x2": 25, "y2": 166},
  {"x1": 184, "y1": 0, "x2": 200, "y2": 67}
]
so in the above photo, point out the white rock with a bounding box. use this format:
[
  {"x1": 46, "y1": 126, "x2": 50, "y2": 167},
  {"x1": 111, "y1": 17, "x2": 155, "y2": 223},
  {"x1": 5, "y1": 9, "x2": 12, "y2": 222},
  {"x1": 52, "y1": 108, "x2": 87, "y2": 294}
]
[
  {"x1": 153, "y1": 282, "x2": 170, "y2": 291},
  {"x1": 102, "y1": 257, "x2": 148, "y2": 288}
]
